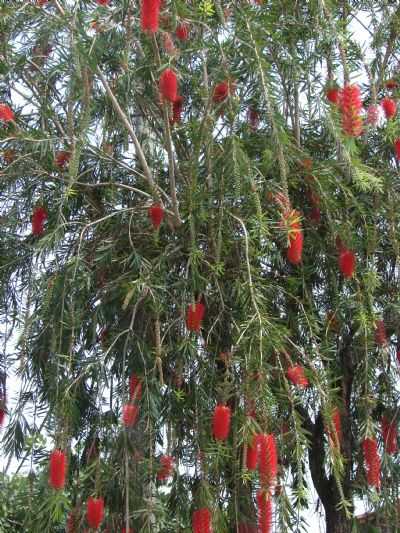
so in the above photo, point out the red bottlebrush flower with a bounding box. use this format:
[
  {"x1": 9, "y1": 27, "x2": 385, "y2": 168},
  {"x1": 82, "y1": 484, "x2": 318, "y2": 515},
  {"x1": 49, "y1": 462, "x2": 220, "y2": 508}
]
[
  {"x1": 55, "y1": 150, "x2": 71, "y2": 168},
  {"x1": 96, "y1": 0, "x2": 110, "y2": 4},
  {"x1": 186, "y1": 302, "x2": 205, "y2": 332},
  {"x1": 192, "y1": 508, "x2": 212, "y2": 533},
  {"x1": 326, "y1": 87, "x2": 341, "y2": 105},
  {"x1": 256, "y1": 491, "x2": 273, "y2": 533},
  {"x1": 141, "y1": 0, "x2": 161, "y2": 33},
  {"x1": 129, "y1": 374, "x2": 142, "y2": 401},
  {"x1": 362, "y1": 437, "x2": 381, "y2": 489},
  {"x1": 246, "y1": 435, "x2": 258, "y2": 470},
  {"x1": 248, "y1": 107, "x2": 259, "y2": 130},
  {"x1": 366, "y1": 104, "x2": 380, "y2": 126},
  {"x1": 385, "y1": 79, "x2": 398, "y2": 90},
  {"x1": 176, "y1": 22, "x2": 189, "y2": 41},
  {"x1": 32, "y1": 206, "x2": 48, "y2": 236},
  {"x1": 0, "y1": 408, "x2": 5, "y2": 427},
  {"x1": 171, "y1": 95, "x2": 183, "y2": 125},
  {"x1": 338, "y1": 248, "x2": 356, "y2": 279},
  {"x1": 49, "y1": 449, "x2": 67, "y2": 490},
  {"x1": 328, "y1": 408, "x2": 342, "y2": 449},
  {"x1": 213, "y1": 81, "x2": 231, "y2": 104},
  {"x1": 0, "y1": 103, "x2": 14, "y2": 122},
  {"x1": 157, "y1": 454, "x2": 174, "y2": 481},
  {"x1": 341, "y1": 84, "x2": 363, "y2": 137},
  {"x1": 287, "y1": 365, "x2": 309, "y2": 388},
  {"x1": 374, "y1": 320, "x2": 387, "y2": 347},
  {"x1": 258, "y1": 434, "x2": 278, "y2": 489},
  {"x1": 159, "y1": 68, "x2": 178, "y2": 103},
  {"x1": 148, "y1": 202, "x2": 164, "y2": 229},
  {"x1": 87, "y1": 497, "x2": 104, "y2": 529},
  {"x1": 122, "y1": 404, "x2": 139, "y2": 427},
  {"x1": 394, "y1": 139, "x2": 400, "y2": 160},
  {"x1": 283, "y1": 210, "x2": 303, "y2": 265},
  {"x1": 212, "y1": 404, "x2": 231, "y2": 441},
  {"x1": 382, "y1": 416, "x2": 398, "y2": 455},
  {"x1": 381, "y1": 97, "x2": 397, "y2": 119}
]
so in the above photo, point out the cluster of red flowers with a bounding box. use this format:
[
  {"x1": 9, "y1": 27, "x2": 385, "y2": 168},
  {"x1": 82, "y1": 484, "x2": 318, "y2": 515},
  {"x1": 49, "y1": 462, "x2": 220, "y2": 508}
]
[
  {"x1": 374, "y1": 320, "x2": 387, "y2": 347},
  {"x1": 338, "y1": 247, "x2": 356, "y2": 279},
  {"x1": 55, "y1": 150, "x2": 71, "y2": 168},
  {"x1": 381, "y1": 97, "x2": 397, "y2": 119},
  {"x1": 123, "y1": 374, "x2": 142, "y2": 428},
  {"x1": 87, "y1": 496, "x2": 105, "y2": 529},
  {"x1": 285, "y1": 210, "x2": 304, "y2": 265},
  {"x1": 157, "y1": 454, "x2": 174, "y2": 481},
  {"x1": 286, "y1": 365, "x2": 308, "y2": 388},
  {"x1": 256, "y1": 490, "x2": 273, "y2": 533},
  {"x1": 213, "y1": 81, "x2": 235, "y2": 104},
  {"x1": 49, "y1": 449, "x2": 67, "y2": 490},
  {"x1": 340, "y1": 84, "x2": 363, "y2": 137},
  {"x1": 141, "y1": 0, "x2": 161, "y2": 33},
  {"x1": 362, "y1": 437, "x2": 381, "y2": 489},
  {"x1": 32, "y1": 206, "x2": 48, "y2": 236},
  {"x1": 258, "y1": 433, "x2": 278, "y2": 489},
  {"x1": 192, "y1": 508, "x2": 212, "y2": 533},
  {"x1": 381, "y1": 416, "x2": 398, "y2": 455},
  {"x1": 186, "y1": 301, "x2": 206, "y2": 332},
  {"x1": 246, "y1": 434, "x2": 258, "y2": 470},
  {"x1": 148, "y1": 202, "x2": 164, "y2": 229},
  {"x1": 212, "y1": 404, "x2": 232, "y2": 441},
  {"x1": 0, "y1": 103, "x2": 14, "y2": 122},
  {"x1": 176, "y1": 22, "x2": 189, "y2": 41}
]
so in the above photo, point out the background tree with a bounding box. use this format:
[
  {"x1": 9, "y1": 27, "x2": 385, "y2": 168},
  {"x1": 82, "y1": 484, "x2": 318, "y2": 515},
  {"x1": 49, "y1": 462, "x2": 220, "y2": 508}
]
[{"x1": 1, "y1": 1, "x2": 400, "y2": 532}]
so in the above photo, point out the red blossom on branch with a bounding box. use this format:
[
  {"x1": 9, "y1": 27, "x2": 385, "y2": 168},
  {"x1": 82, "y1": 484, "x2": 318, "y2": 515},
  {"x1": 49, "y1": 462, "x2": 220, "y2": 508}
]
[
  {"x1": 159, "y1": 68, "x2": 178, "y2": 103},
  {"x1": 186, "y1": 302, "x2": 205, "y2": 332},
  {"x1": 362, "y1": 437, "x2": 381, "y2": 489},
  {"x1": 212, "y1": 404, "x2": 231, "y2": 441},
  {"x1": 258, "y1": 434, "x2": 278, "y2": 489},
  {"x1": 86, "y1": 497, "x2": 105, "y2": 529},
  {"x1": 32, "y1": 206, "x2": 48, "y2": 236},
  {"x1": 256, "y1": 491, "x2": 273, "y2": 533},
  {"x1": 49, "y1": 449, "x2": 67, "y2": 490},
  {"x1": 192, "y1": 508, "x2": 212, "y2": 533},
  {"x1": 381, "y1": 416, "x2": 398, "y2": 455},
  {"x1": 287, "y1": 365, "x2": 308, "y2": 388},
  {"x1": 148, "y1": 203, "x2": 164, "y2": 229},
  {"x1": 338, "y1": 248, "x2": 356, "y2": 279},
  {"x1": 141, "y1": 0, "x2": 161, "y2": 33},
  {"x1": 0, "y1": 103, "x2": 14, "y2": 122},
  {"x1": 341, "y1": 84, "x2": 363, "y2": 137},
  {"x1": 381, "y1": 97, "x2": 397, "y2": 119}
]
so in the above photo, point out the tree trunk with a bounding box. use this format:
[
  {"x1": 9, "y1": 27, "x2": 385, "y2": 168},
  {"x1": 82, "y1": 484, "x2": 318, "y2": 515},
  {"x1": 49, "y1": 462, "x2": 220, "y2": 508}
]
[{"x1": 325, "y1": 503, "x2": 352, "y2": 533}]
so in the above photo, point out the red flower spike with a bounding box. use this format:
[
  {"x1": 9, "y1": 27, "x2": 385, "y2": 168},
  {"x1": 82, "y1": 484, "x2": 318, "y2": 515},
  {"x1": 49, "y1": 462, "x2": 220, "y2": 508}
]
[
  {"x1": 0, "y1": 408, "x2": 5, "y2": 427},
  {"x1": 362, "y1": 437, "x2": 381, "y2": 488},
  {"x1": 381, "y1": 97, "x2": 397, "y2": 119},
  {"x1": 328, "y1": 408, "x2": 342, "y2": 449},
  {"x1": 157, "y1": 454, "x2": 174, "y2": 481},
  {"x1": 248, "y1": 107, "x2": 260, "y2": 130},
  {"x1": 148, "y1": 203, "x2": 164, "y2": 229},
  {"x1": 385, "y1": 79, "x2": 398, "y2": 90},
  {"x1": 366, "y1": 105, "x2": 379, "y2": 126},
  {"x1": 171, "y1": 95, "x2": 183, "y2": 125},
  {"x1": 186, "y1": 302, "x2": 205, "y2": 332},
  {"x1": 374, "y1": 320, "x2": 387, "y2": 347},
  {"x1": 212, "y1": 404, "x2": 231, "y2": 441},
  {"x1": 286, "y1": 223, "x2": 303, "y2": 264},
  {"x1": 141, "y1": 0, "x2": 161, "y2": 33},
  {"x1": 246, "y1": 434, "x2": 258, "y2": 470},
  {"x1": 341, "y1": 85, "x2": 363, "y2": 137},
  {"x1": 213, "y1": 81, "x2": 234, "y2": 104},
  {"x1": 287, "y1": 365, "x2": 308, "y2": 388},
  {"x1": 122, "y1": 404, "x2": 139, "y2": 427},
  {"x1": 129, "y1": 374, "x2": 142, "y2": 401},
  {"x1": 96, "y1": 0, "x2": 110, "y2": 4},
  {"x1": 256, "y1": 491, "x2": 273, "y2": 533},
  {"x1": 326, "y1": 87, "x2": 341, "y2": 105},
  {"x1": 382, "y1": 416, "x2": 398, "y2": 455},
  {"x1": 176, "y1": 23, "x2": 189, "y2": 41},
  {"x1": 338, "y1": 248, "x2": 356, "y2": 279},
  {"x1": 257, "y1": 434, "x2": 278, "y2": 489},
  {"x1": 0, "y1": 103, "x2": 14, "y2": 122},
  {"x1": 192, "y1": 508, "x2": 212, "y2": 533},
  {"x1": 32, "y1": 206, "x2": 48, "y2": 236},
  {"x1": 159, "y1": 68, "x2": 178, "y2": 103},
  {"x1": 55, "y1": 150, "x2": 71, "y2": 168},
  {"x1": 394, "y1": 139, "x2": 400, "y2": 160},
  {"x1": 87, "y1": 497, "x2": 104, "y2": 529},
  {"x1": 49, "y1": 449, "x2": 67, "y2": 490}
]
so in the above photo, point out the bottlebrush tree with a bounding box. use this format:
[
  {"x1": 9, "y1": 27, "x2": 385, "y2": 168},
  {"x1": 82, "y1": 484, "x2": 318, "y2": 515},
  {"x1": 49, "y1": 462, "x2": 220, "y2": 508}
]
[{"x1": 1, "y1": 1, "x2": 400, "y2": 532}]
